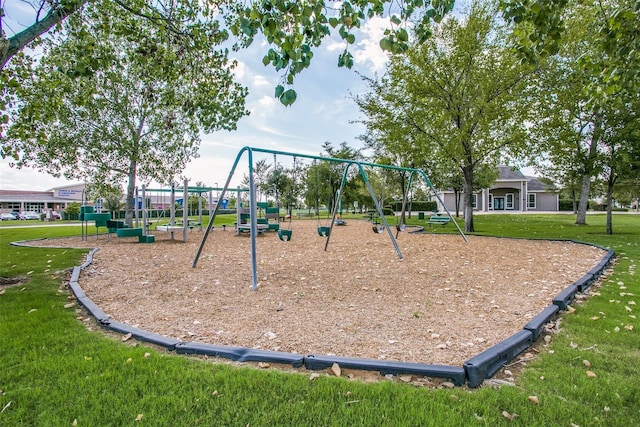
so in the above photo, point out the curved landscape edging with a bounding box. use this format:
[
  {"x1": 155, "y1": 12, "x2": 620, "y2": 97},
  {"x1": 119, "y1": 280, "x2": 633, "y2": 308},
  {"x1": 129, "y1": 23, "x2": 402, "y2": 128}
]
[{"x1": 16, "y1": 237, "x2": 615, "y2": 387}]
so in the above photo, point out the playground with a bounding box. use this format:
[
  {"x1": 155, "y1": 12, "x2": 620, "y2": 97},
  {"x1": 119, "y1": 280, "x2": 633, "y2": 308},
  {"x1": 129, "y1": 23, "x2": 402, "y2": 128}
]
[{"x1": 27, "y1": 218, "x2": 606, "y2": 367}]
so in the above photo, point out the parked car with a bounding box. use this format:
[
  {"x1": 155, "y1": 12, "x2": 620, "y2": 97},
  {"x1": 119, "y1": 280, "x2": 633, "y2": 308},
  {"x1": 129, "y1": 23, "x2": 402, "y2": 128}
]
[
  {"x1": 19, "y1": 211, "x2": 41, "y2": 220},
  {"x1": 0, "y1": 213, "x2": 16, "y2": 220},
  {"x1": 10, "y1": 211, "x2": 20, "y2": 219}
]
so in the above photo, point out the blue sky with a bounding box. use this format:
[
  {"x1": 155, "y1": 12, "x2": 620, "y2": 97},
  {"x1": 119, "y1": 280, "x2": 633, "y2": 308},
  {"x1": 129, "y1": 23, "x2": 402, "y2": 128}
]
[{"x1": 0, "y1": 5, "x2": 394, "y2": 191}]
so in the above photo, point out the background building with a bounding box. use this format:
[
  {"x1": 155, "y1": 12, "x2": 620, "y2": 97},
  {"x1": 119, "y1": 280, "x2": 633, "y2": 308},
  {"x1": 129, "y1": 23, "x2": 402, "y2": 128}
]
[
  {"x1": 439, "y1": 166, "x2": 559, "y2": 213},
  {"x1": 0, "y1": 183, "x2": 86, "y2": 215}
]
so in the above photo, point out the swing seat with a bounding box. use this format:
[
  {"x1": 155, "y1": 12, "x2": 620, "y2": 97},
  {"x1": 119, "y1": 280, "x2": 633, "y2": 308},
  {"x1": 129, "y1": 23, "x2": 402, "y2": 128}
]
[
  {"x1": 372, "y1": 225, "x2": 385, "y2": 234},
  {"x1": 396, "y1": 224, "x2": 406, "y2": 232},
  {"x1": 317, "y1": 226, "x2": 331, "y2": 237},
  {"x1": 278, "y1": 229, "x2": 292, "y2": 241}
]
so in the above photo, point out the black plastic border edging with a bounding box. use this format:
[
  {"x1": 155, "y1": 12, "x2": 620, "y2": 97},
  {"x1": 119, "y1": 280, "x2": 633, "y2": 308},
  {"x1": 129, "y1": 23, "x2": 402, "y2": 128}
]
[
  {"x1": 76, "y1": 296, "x2": 110, "y2": 324},
  {"x1": 68, "y1": 276, "x2": 86, "y2": 299},
  {"x1": 523, "y1": 304, "x2": 560, "y2": 341},
  {"x1": 458, "y1": 238, "x2": 615, "y2": 387},
  {"x1": 463, "y1": 330, "x2": 533, "y2": 388},
  {"x1": 15, "y1": 233, "x2": 615, "y2": 387},
  {"x1": 552, "y1": 284, "x2": 579, "y2": 309},
  {"x1": 107, "y1": 321, "x2": 181, "y2": 350},
  {"x1": 175, "y1": 342, "x2": 304, "y2": 367},
  {"x1": 304, "y1": 354, "x2": 466, "y2": 386}
]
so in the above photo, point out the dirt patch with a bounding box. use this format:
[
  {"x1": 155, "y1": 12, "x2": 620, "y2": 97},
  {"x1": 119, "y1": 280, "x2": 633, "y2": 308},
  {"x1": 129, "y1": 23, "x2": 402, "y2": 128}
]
[
  {"x1": 26, "y1": 220, "x2": 606, "y2": 367},
  {"x1": 0, "y1": 276, "x2": 27, "y2": 288}
]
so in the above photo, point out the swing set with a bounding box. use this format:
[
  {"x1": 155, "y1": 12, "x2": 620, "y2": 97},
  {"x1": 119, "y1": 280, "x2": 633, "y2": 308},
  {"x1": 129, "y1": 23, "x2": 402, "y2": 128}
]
[
  {"x1": 192, "y1": 146, "x2": 466, "y2": 291},
  {"x1": 275, "y1": 154, "x2": 295, "y2": 242},
  {"x1": 313, "y1": 160, "x2": 336, "y2": 237}
]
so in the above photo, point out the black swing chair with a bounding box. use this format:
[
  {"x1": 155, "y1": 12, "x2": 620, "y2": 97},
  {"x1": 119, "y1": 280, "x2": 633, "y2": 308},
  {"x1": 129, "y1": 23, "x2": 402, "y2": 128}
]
[
  {"x1": 277, "y1": 156, "x2": 295, "y2": 242},
  {"x1": 371, "y1": 213, "x2": 385, "y2": 234},
  {"x1": 313, "y1": 162, "x2": 332, "y2": 237}
]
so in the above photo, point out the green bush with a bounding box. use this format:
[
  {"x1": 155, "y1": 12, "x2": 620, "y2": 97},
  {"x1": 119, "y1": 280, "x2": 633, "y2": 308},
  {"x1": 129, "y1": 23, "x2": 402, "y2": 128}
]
[
  {"x1": 63, "y1": 202, "x2": 81, "y2": 220},
  {"x1": 390, "y1": 200, "x2": 437, "y2": 212},
  {"x1": 558, "y1": 199, "x2": 575, "y2": 211}
]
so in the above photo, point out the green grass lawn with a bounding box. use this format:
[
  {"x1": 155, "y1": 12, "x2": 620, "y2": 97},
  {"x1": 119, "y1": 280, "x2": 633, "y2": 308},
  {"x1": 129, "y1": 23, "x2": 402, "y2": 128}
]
[{"x1": 1, "y1": 214, "x2": 638, "y2": 425}]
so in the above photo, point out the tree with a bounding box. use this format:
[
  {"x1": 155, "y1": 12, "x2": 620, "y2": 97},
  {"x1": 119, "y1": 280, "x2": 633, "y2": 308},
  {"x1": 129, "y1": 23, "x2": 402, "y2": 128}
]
[
  {"x1": 241, "y1": 158, "x2": 273, "y2": 202},
  {"x1": 599, "y1": 100, "x2": 640, "y2": 234},
  {"x1": 320, "y1": 141, "x2": 363, "y2": 212},
  {"x1": 529, "y1": 1, "x2": 639, "y2": 228},
  {"x1": 503, "y1": 0, "x2": 640, "y2": 102},
  {"x1": 104, "y1": 194, "x2": 123, "y2": 219},
  {"x1": 532, "y1": 58, "x2": 603, "y2": 225},
  {"x1": 4, "y1": 3, "x2": 247, "y2": 225},
  {"x1": 355, "y1": 1, "x2": 537, "y2": 232}
]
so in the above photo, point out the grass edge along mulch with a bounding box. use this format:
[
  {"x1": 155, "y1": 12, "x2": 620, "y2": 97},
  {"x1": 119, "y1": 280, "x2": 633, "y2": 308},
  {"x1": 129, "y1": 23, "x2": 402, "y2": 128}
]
[{"x1": 0, "y1": 214, "x2": 638, "y2": 425}]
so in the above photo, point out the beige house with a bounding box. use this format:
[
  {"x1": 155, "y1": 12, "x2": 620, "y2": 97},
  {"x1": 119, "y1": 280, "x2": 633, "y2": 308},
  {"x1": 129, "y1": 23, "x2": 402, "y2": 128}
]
[{"x1": 439, "y1": 166, "x2": 559, "y2": 212}]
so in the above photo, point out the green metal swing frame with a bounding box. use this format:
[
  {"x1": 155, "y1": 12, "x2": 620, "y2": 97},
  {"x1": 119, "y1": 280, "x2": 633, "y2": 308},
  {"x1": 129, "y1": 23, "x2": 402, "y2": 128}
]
[{"x1": 192, "y1": 146, "x2": 467, "y2": 291}]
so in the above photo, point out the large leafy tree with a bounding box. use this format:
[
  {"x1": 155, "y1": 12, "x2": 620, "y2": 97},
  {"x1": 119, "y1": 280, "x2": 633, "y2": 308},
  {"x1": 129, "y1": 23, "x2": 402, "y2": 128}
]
[
  {"x1": 4, "y1": 2, "x2": 248, "y2": 225},
  {"x1": 355, "y1": 1, "x2": 537, "y2": 232},
  {"x1": 598, "y1": 100, "x2": 640, "y2": 234},
  {"x1": 530, "y1": 0, "x2": 639, "y2": 229},
  {"x1": 532, "y1": 54, "x2": 603, "y2": 225}
]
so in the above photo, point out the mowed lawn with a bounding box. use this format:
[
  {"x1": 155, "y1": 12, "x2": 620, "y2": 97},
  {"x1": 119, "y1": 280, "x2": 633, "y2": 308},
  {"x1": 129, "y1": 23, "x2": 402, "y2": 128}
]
[{"x1": 1, "y1": 214, "x2": 638, "y2": 426}]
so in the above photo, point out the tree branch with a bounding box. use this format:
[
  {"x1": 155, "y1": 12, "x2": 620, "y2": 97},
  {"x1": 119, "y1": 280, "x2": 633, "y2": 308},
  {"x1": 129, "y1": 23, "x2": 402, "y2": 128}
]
[{"x1": 1, "y1": 0, "x2": 87, "y2": 69}]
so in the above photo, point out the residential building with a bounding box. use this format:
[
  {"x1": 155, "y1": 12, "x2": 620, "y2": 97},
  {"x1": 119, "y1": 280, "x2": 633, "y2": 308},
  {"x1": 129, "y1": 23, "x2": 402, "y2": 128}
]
[{"x1": 439, "y1": 166, "x2": 559, "y2": 213}]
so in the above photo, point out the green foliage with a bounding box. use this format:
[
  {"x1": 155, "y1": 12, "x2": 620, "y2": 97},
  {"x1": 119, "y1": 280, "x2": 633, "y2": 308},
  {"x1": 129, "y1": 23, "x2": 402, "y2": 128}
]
[
  {"x1": 225, "y1": 0, "x2": 456, "y2": 105},
  {"x1": 104, "y1": 195, "x2": 123, "y2": 214},
  {"x1": 355, "y1": 1, "x2": 538, "y2": 232},
  {"x1": 64, "y1": 202, "x2": 81, "y2": 220},
  {"x1": 4, "y1": 1, "x2": 248, "y2": 224},
  {"x1": 529, "y1": 0, "x2": 640, "y2": 230},
  {"x1": 500, "y1": 0, "x2": 569, "y2": 61},
  {"x1": 503, "y1": 0, "x2": 639, "y2": 104},
  {"x1": 390, "y1": 200, "x2": 437, "y2": 212},
  {"x1": 558, "y1": 199, "x2": 576, "y2": 211}
]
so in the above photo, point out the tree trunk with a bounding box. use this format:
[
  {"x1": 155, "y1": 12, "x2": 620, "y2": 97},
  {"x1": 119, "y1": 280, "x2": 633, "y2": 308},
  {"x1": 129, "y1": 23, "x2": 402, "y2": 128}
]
[
  {"x1": 605, "y1": 170, "x2": 617, "y2": 235},
  {"x1": 605, "y1": 183, "x2": 613, "y2": 235},
  {"x1": 462, "y1": 166, "x2": 475, "y2": 232},
  {"x1": 125, "y1": 160, "x2": 137, "y2": 227},
  {"x1": 575, "y1": 174, "x2": 591, "y2": 225},
  {"x1": 576, "y1": 114, "x2": 602, "y2": 225}
]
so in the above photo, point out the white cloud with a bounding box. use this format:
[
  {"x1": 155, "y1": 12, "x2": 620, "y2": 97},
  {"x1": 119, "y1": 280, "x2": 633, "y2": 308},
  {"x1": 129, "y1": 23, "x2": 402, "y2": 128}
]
[
  {"x1": 353, "y1": 16, "x2": 392, "y2": 73},
  {"x1": 323, "y1": 16, "x2": 390, "y2": 74},
  {"x1": 232, "y1": 60, "x2": 248, "y2": 80},
  {"x1": 252, "y1": 74, "x2": 271, "y2": 87}
]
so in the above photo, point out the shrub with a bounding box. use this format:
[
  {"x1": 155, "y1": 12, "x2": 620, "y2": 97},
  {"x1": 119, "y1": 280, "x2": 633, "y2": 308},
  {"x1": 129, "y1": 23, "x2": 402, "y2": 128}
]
[{"x1": 390, "y1": 200, "x2": 438, "y2": 212}]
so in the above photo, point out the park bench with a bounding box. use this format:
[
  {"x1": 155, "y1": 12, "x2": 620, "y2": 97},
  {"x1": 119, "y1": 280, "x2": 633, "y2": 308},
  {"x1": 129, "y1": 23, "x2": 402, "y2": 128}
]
[{"x1": 427, "y1": 215, "x2": 452, "y2": 227}]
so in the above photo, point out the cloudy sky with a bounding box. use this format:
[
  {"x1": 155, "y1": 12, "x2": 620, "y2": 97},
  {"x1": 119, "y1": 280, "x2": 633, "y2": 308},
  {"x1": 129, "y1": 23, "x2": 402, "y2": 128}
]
[{"x1": 1, "y1": 5, "x2": 397, "y2": 191}]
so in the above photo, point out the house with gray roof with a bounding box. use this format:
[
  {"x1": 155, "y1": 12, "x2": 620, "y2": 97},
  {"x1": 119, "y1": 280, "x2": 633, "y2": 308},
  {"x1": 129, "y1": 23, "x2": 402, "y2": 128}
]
[{"x1": 439, "y1": 166, "x2": 559, "y2": 212}]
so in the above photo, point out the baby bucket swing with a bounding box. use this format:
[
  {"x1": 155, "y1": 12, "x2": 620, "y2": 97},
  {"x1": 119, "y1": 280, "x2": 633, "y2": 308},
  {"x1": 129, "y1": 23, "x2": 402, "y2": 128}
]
[
  {"x1": 314, "y1": 161, "x2": 331, "y2": 237},
  {"x1": 277, "y1": 156, "x2": 296, "y2": 242}
]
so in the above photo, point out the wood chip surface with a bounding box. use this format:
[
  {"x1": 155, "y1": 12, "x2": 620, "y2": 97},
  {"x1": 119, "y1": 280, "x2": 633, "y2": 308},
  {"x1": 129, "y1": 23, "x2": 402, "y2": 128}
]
[{"x1": 28, "y1": 220, "x2": 606, "y2": 366}]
